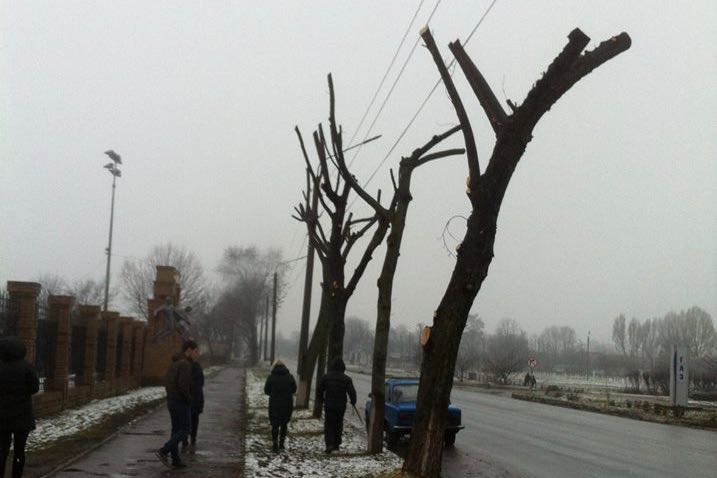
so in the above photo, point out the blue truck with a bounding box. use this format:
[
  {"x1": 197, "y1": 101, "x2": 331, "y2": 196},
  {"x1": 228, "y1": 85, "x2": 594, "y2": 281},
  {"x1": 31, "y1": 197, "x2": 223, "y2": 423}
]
[{"x1": 364, "y1": 378, "x2": 464, "y2": 447}]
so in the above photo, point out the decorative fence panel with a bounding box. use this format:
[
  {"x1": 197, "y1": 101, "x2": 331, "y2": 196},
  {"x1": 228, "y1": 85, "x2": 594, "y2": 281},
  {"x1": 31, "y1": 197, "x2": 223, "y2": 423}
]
[
  {"x1": 96, "y1": 326, "x2": 108, "y2": 380},
  {"x1": 70, "y1": 309, "x2": 86, "y2": 384},
  {"x1": 35, "y1": 303, "x2": 56, "y2": 391},
  {"x1": 116, "y1": 329, "x2": 123, "y2": 375},
  {"x1": 130, "y1": 335, "x2": 136, "y2": 374},
  {"x1": 0, "y1": 290, "x2": 19, "y2": 337}
]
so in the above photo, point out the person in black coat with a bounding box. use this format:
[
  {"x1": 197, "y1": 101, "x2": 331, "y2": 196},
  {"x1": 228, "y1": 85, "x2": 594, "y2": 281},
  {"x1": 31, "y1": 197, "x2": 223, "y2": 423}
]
[
  {"x1": 0, "y1": 336, "x2": 40, "y2": 478},
  {"x1": 316, "y1": 358, "x2": 356, "y2": 453},
  {"x1": 182, "y1": 359, "x2": 204, "y2": 450},
  {"x1": 264, "y1": 360, "x2": 296, "y2": 453}
]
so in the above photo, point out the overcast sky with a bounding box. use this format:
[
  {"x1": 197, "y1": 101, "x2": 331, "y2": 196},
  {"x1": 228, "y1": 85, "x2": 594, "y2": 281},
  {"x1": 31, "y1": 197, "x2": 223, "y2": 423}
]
[{"x1": 1, "y1": 1, "x2": 715, "y2": 345}]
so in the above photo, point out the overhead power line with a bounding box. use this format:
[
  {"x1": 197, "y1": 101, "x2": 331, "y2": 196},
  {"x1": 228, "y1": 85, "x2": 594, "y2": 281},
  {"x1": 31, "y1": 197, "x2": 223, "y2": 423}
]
[
  {"x1": 346, "y1": 0, "x2": 427, "y2": 150},
  {"x1": 355, "y1": 0, "x2": 500, "y2": 202},
  {"x1": 348, "y1": 0, "x2": 443, "y2": 169}
]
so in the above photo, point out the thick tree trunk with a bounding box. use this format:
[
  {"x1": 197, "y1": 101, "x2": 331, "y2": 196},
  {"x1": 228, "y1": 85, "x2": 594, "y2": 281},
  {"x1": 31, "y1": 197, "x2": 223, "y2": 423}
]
[
  {"x1": 295, "y1": 264, "x2": 347, "y2": 407},
  {"x1": 367, "y1": 161, "x2": 415, "y2": 453},
  {"x1": 404, "y1": 203, "x2": 498, "y2": 477},
  {"x1": 313, "y1": 337, "x2": 328, "y2": 418},
  {"x1": 403, "y1": 27, "x2": 630, "y2": 478}
]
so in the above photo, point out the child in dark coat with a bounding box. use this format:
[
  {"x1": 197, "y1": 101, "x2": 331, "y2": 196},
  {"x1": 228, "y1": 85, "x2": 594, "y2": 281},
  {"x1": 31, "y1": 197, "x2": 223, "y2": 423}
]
[{"x1": 264, "y1": 360, "x2": 296, "y2": 453}]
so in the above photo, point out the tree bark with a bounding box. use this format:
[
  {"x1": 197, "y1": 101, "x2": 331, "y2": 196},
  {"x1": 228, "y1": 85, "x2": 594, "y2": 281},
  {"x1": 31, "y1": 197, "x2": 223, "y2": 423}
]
[{"x1": 403, "y1": 27, "x2": 631, "y2": 478}]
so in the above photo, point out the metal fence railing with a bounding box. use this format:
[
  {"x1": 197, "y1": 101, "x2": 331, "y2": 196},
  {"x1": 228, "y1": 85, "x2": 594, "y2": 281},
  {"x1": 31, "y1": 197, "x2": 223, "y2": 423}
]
[
  {"x1": 96, "y1": 326, "x2": 108, "y2": 380},
  {"x1": 35, "y1": 302, "x2": 56, "y2": 391},
  {"x1": 69, "y1": 306, "x2": 85, "y2": 383},
  {"x1": 130, "y1": 335, "x2": 137, "y2": 374},
  {"x1": 0, "y1": 290, "x2": 19, "y2": 337},
  {"x1": 116, "y1": 330, "x2": 124, "y2": 375}
]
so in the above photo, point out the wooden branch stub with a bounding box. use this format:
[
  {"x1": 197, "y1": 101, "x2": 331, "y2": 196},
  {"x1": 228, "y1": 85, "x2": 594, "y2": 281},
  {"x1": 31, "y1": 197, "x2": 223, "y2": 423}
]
[
  {"x1": 420, "y1": 326, "x2": 432, "y2": 349},
  {"x1": 448, "y1": 40, "x2": 507, "y2": 134},
  {"x1": 420, "y1": 27, "x2": 480, "y2": 203}
]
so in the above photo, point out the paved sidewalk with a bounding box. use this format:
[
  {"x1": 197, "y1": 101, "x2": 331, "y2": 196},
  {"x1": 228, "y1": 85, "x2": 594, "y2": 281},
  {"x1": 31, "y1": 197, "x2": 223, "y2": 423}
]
[{"x1": 54, "y1": 366, "x2": 245, "y2": 477}]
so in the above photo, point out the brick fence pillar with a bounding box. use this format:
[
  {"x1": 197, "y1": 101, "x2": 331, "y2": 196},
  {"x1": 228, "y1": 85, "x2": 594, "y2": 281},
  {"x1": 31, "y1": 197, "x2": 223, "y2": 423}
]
[
  {"x1": 48, "y1": 295, "x2": 74, "y2": 393},
  {"x1": 79, "y1": 305, "x2": 100, "y2": 387},
  {"x1": 102, "y1": 311, "x2": 120, "y2": 387},
  {"x1": 6, "y1": 281, "x2": 41, "y2": 363},
  {"x1": 132, "y1": 322, "x2": 145, "y2": 384},
  {"x1": 119, "y1": 317, "x2": 133, "y2": 385}
]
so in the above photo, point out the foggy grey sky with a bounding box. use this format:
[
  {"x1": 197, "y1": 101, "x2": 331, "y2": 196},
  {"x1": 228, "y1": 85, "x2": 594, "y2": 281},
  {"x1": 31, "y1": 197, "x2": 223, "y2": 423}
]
[{"x1": 1, "y1": 1, "x2": 715, "y2": 345}]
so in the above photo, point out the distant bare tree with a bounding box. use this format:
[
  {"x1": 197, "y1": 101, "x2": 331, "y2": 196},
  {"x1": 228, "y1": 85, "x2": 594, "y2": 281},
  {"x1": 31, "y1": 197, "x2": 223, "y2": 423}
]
[
  {"x1": 293, "y1": 75, "x2": 391, "y2": 409},
  {"x1": 216, "y1": 245, "x2": 287, "y2": 365},
  {"x1": 627, "y1": 317, "x2": 641, "y2": 358},
  {"x1": 612, "y1": 314, "x2": 627, "y2": 356},
  {"x1": 36, "y1": 274, "x2": 68, "y2": 305},
  {"x1": 68, "y1": 278, "x2": 116, "y2": 306},
  {"x1": 119, "y1": 242, "x2": 208, "y2": 319},
  {"x1": 484, "y1": 318, "x2": 529, "y2": 384},
  {"x1": 456, "y1": 315, "x2": 484, "y2": 381},
  {"x1": 344, "y1": 316, "x2": 374, "y2": 363}
]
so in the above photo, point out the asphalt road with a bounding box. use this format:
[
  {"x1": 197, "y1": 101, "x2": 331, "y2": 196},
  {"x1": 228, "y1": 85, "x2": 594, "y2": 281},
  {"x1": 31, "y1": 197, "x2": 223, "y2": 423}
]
[{"x1": 347, "y1": 370, "x2": 717, "y2": 478}]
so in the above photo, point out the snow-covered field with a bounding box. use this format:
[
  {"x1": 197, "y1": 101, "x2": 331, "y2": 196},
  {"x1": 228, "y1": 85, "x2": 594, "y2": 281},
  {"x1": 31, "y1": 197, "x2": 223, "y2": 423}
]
[{"x1": 245, "y1": 369, "x2": 402, "y2": 478}]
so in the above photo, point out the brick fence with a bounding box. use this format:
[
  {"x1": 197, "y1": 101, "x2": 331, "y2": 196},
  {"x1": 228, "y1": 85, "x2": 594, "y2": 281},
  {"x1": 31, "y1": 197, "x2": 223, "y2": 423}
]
[{"x1": 1, "y1": 266, "x2": 184, "y2": 418}]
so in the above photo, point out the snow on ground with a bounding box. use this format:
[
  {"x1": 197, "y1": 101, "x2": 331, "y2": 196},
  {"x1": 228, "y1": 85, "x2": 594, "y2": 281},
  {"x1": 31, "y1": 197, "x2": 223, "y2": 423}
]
[
  {"x1": 26, "y1": 386, "x2": 165, "y2": 451},
  {"x1": 245, "y1": 369, "x2": 402, "y2": 478},
  {"x1": 27, "y1": 365, "x2": 225, "y2": 451}
]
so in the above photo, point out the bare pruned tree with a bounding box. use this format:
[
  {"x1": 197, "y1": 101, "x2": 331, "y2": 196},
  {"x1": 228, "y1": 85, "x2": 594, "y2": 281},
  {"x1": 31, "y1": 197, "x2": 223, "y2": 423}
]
[
  {"x1": 334, "y1": 99, "x2": 465, "y2": 453},
  {"x1": 484, "y1": 318, "x2": 529, "y2": 384},
  {"x1": 119, "y1": 242, "x2": 209, "y2": 320},
  {"x1": 216, "y1": 245, "x2": 287, "y2": 365},
  {"x1": 293, "y1": 74, "x2": 391, "y2": 409},
  {"x1": 403, "y1": 26, "x2": 631, "y2": 477}
]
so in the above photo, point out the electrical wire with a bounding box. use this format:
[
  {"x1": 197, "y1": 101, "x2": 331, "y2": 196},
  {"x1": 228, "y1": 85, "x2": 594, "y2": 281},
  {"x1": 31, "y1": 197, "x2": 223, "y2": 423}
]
[
  {"x1": 348, "y1": 0, "x2": 443, "y2": 169},
  {"x1": 352, "y1": 0, "x2": 500, "y2": 206},
  {"x1": 346, "y1": 0, "x2": 427, "y2": 150}
]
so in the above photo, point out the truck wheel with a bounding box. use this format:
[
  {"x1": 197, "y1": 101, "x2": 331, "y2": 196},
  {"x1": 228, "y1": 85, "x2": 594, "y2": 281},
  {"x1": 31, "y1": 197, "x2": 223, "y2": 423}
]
[
  {"x1": 386, "y1": 429, "x2": 400, "y2": 448},
  {"x1": 444, "y1": 431, "x2": 457, "y2": 447}
]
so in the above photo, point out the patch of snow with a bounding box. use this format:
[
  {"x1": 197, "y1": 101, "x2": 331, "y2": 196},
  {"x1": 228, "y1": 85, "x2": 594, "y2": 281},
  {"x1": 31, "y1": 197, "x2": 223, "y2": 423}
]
[
  {"x1": 245, "y1": 370, "x2": 402, "y2": 477},
  {"x1": 27, "y1": 386, "x2": 165, "y2": 451}
]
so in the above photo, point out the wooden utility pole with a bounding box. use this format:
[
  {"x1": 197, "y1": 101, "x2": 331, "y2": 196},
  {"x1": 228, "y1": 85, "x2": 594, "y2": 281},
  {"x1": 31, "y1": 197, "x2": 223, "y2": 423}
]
[
  {"x1": 297, "y1": 175, "x2": 317, "y2": 378},
  {"x1": 263, "y1": 295, "x2": 269, "y2": 361},
  {"x1": 258, "y1": 300, "x2": 265, "y2": 362},
  {"x1": 270, "y1": 271, "x2": 277, "y2": 363}
]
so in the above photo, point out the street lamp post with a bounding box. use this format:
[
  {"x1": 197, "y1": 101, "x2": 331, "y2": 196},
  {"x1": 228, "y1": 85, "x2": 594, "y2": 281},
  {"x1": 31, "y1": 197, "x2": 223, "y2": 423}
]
[{"x1": 102, "y1": 150, "x2": 122, "y2": 311}]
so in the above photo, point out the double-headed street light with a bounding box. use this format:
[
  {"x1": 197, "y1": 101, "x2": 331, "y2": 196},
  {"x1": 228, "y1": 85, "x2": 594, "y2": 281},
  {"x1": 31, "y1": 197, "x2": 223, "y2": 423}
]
[{"x1": 102, "y1": 150, "x2": 122, "y2": 311}]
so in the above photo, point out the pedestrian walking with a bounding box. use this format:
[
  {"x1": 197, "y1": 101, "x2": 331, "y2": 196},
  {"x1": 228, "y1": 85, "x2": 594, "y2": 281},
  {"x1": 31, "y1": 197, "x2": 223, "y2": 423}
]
[
  {"x1": 316, "y1": 358, "x2": 356, "y2": 454},
  {"x1": 155, "y1": 340, "x2": 199, "y2": 468},
  {"x1": 264, "y1": 359, "x2": 296, "y2": 453},
  {"x1": 182, "y1": 355, "x2": 204, "y2": 451},
  {"x1": 0, "y1": 337, "x2": 40, "y2": 478}
]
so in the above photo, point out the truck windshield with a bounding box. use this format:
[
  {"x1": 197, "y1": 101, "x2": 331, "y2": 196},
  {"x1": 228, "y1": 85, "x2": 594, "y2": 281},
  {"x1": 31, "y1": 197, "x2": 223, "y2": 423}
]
[{"x1": 392, "y1": 384, "x2": 419, "y2": 403}]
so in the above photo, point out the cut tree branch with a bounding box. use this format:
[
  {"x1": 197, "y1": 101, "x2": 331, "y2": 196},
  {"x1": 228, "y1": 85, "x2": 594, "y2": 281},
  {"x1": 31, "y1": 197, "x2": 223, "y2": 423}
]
[
  {"x1": 449, "y1": 40, "x2": 508, "y2": 134},
  {"x1": 421, "y1": 27, "x2": 480, "y2": 203}
]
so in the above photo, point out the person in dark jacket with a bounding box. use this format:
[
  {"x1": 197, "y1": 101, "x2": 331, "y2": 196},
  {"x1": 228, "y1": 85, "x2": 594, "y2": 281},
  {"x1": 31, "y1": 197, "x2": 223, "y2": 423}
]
[
  {"x1": 0, "y1": 336, "x2": 40, "y2": 478},
  {"x1": 264, "y1": 360, "x2": 296, "y2": 453},
  {"x1": 155, "y1": 340, "x2": 198, "y2": 468},
  {"x1": 316, "y1": 358, "x2": 356, "y2": 453},
  {"x1": 182, "y1": 358, "x2": 204, "y2": 450}
]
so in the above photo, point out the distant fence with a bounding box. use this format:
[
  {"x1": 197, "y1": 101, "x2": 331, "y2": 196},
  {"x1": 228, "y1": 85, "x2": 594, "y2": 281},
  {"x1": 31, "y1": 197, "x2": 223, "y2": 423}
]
[
  {"x1": 0, "y1": 290, "x2": 19, "y2": 337},
  {"x1": 35, "y1": 305, "x2": 56, "y2": 391}
]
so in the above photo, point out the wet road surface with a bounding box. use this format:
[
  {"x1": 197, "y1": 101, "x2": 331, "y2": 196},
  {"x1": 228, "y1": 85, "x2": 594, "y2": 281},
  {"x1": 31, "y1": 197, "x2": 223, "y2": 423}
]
[{"x1": 348, "y1": 370, "x2": 717, "y2": 478}]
